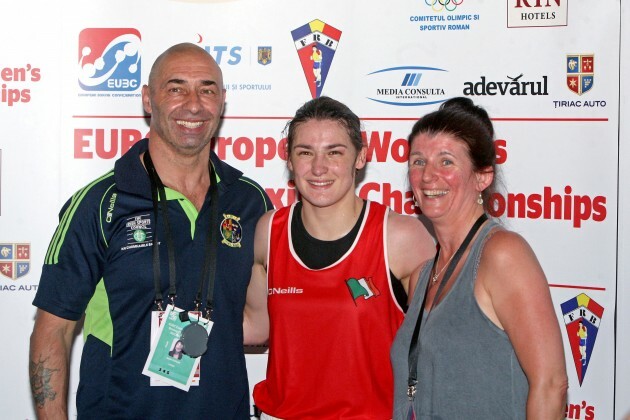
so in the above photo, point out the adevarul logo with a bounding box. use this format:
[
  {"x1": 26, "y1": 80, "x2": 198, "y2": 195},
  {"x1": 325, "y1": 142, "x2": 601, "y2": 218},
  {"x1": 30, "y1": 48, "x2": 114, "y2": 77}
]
[{"x1": 78, "y1": 28, "x2": 141, "y2": 92}]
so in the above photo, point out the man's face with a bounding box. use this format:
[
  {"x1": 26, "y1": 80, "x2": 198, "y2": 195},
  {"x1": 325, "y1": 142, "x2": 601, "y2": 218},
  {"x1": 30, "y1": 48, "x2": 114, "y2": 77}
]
[{"x1": 142, "y1": 48, "x2": 225, "y2": 156}]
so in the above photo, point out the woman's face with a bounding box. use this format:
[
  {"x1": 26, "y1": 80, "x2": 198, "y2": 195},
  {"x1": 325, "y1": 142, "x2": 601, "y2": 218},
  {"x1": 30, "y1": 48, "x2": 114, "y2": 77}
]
[
  {"x1": 175, "y1": 341, "x2": 183, "y2": 352},
  {"x1": 408, "y1": 132, "x2": 486, "y2": 223},
  {"x1": 288, "y1": 119, "x2": 366, "y2": 211}
]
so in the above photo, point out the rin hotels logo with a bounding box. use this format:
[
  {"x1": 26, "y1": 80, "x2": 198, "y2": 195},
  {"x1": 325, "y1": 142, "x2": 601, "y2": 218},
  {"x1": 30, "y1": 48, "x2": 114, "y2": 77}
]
[
  {"x1": 507, "y1": 0, "x2": 568, "y2": 28},
  {"x1": 78, "y1": 28, "x2": 141, "y2": 92}
]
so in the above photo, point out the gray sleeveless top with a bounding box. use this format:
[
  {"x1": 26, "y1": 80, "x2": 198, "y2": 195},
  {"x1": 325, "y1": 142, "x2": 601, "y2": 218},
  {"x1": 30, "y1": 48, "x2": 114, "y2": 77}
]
[{"x1": 391, "y1": 220, "x2": 528, "y2": 419}]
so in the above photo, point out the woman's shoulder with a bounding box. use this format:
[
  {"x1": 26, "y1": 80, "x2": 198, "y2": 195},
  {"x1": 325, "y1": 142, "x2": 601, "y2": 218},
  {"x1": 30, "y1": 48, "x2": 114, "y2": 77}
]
[
  {"x1": 385, "y1": 207, "x2": 431, "y2": 235},
  {"x1": 480, "y1": 224, "x2": 543, "y2": 283},
  {"x1": 482, "y1": 225, "x2": 531, "y2": 259},
  {"x1": 255, "y1": 206, "x2": 286, "y2": 231},
  {"x1": 387, "y1": 211, "x2": 435, "y2": 253}
]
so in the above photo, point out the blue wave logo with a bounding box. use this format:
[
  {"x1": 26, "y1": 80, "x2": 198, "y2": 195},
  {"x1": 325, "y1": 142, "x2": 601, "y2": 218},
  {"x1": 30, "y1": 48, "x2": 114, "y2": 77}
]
[{"x1": 366, "y1": 66, "x2": 448, "y2": 106}]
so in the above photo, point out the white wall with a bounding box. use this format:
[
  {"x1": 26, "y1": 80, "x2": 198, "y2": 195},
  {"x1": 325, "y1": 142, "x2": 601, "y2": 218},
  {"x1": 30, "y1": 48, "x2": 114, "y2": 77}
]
[{"x1": 616, "y1": 2, "x2": 629, "y2": 419}]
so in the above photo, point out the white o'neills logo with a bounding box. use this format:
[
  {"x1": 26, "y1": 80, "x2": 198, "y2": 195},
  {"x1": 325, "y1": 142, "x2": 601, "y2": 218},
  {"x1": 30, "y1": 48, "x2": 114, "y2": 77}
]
[{"x1": 268, "y1": 287, "x2": 303, "y2": 295}]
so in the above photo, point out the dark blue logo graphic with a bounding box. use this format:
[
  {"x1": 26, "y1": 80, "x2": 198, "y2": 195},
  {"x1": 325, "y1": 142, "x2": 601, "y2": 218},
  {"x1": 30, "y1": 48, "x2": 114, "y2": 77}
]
[{"x1": 366, "y1": 66, "x2": 448, "y2": 106}]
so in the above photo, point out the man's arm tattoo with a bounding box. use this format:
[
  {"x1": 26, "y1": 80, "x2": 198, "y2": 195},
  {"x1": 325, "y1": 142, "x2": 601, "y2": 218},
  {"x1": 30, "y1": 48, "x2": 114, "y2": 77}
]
[{"x1": 29, "y1": 355, "x2": 60, "y2": 408}]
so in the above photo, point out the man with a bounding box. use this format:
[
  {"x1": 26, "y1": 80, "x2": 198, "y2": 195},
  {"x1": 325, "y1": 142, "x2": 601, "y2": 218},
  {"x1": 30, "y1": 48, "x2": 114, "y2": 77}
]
[{"x1": 29, "y1": 43, "x2": 272, "y2": 419}]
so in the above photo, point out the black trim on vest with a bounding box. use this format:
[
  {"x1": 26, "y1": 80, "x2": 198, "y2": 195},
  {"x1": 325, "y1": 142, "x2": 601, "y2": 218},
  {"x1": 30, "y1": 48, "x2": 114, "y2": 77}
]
[{"x1": 291, "y1": 200, "x2": 407, "y2": 310}]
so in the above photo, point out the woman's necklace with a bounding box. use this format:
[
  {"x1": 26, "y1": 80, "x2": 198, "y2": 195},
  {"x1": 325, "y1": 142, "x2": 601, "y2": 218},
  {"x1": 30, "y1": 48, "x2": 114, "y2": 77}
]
[{"x1": 432, "y1": 249, "x2": 456, "y2": 284}]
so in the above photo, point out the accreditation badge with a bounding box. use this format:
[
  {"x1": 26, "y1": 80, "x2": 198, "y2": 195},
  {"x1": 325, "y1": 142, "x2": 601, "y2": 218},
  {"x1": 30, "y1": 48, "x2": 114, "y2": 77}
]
[
  {"x1": 148, "y1": 309, "x2": 201, "y2": 387},
  {"x1": 142, "y1": 305, "x2": 213, "y2": 391}
]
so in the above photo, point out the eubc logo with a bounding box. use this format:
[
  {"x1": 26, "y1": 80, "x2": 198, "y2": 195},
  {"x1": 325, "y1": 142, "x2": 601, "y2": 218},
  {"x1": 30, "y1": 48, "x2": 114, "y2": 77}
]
[{"x1": 78, "y1": 28, "x2": 141, "y2": 92}]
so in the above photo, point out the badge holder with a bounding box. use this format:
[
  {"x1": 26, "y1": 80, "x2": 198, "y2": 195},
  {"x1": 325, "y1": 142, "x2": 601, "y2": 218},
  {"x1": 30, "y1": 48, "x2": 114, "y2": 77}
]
[
  {"x1": 142, "y1": 305, "x2": 213, "y2": 391},
  {"x1": 179, "y1": 310, "x2": 211, "y2": 358},
  {"x1": 148, "y1": 310, "x2": 204, "y2": 387}
]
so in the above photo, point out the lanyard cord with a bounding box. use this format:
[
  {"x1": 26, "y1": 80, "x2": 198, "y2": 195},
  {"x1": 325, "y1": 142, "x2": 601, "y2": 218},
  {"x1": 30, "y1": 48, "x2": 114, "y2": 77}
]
[
  {"x1": 144, "y1": 151, "x2": 177, "y2": 308},
  {"x1": 143, "y1": 150, "x2": 219, "y2": 319},
  {"x1": 406, "y1": 213, "x2": 488, "y2": 401},
  {"x1": 197, "y1": 168, "x2": 219, "y2": 319}
]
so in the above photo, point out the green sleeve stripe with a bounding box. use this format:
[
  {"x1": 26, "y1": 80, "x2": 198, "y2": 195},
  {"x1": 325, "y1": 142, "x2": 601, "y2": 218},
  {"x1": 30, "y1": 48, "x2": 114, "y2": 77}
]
[
  {"x1": 45, "y1": 172, "x2": 115, "y2": 264},
  {"x1": 239, "y1": 177, "x2": 271, "y2": 212},
  {"x1": 44, "y1": 191, "x2": 79, "y2": 264},
  {"x1": 99, "y1": 183, "x2": 117, "y2": 247}
]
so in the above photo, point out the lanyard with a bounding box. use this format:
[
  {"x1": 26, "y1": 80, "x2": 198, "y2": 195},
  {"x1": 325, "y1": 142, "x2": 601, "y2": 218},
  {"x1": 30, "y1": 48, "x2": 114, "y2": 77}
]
[
  {"x1": 406, "y1": 213, "x2": 487, "y2": 401},
  {"x1": 143, "y1": 150, "x2": 220, "y2": 320}
]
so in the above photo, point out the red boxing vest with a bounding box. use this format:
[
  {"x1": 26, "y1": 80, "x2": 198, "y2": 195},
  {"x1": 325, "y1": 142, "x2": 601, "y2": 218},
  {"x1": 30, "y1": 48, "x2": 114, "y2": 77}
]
[{"x1": 253, "y1": 201, "x2": 404, "y2": 419}]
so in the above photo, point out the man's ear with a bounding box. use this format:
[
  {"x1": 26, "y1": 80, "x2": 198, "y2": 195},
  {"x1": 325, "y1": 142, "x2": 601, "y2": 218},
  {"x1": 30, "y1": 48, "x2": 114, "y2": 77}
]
[{"x1": 142, "y1": 85, "x2": 152, "y2": 114}]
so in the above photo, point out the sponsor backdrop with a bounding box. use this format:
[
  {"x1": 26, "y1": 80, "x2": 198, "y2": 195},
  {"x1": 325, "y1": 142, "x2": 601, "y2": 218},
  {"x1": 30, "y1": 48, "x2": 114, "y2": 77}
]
[{"x1": 0, "y1": 0, "x2": 627, "y2": 418}]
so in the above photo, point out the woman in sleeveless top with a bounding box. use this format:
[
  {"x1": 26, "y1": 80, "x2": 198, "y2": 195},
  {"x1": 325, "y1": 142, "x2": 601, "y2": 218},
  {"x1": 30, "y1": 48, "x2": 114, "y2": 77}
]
[
  {"x1": 243, "y1": 96, "x2": 435, "y2": 419},
  {"x1": 391, "y1": 97, "x2": 567, "y2": 419}
]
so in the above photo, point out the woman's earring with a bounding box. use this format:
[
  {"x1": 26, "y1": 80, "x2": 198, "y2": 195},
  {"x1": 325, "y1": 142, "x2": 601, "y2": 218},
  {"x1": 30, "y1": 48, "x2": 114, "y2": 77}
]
[
  {"x1": 413, "y1": 197, "x2": 419, "y2": 207},
  {"x1": 477, "y1": 193, "x2": 483, "y2": 205}
]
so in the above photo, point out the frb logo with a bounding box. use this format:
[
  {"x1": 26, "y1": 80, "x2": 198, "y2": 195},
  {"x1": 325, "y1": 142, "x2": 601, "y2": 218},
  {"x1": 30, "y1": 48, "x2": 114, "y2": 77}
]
[
  {"x1": 78, "y1": 28, "x2": 141, "y2": 92},
  {"x1": 291, "y1": 19, "x2": 342, "y2": 99},
  {"x1": 561, "y1": 293, "x2": 604, "y2": 385}
]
